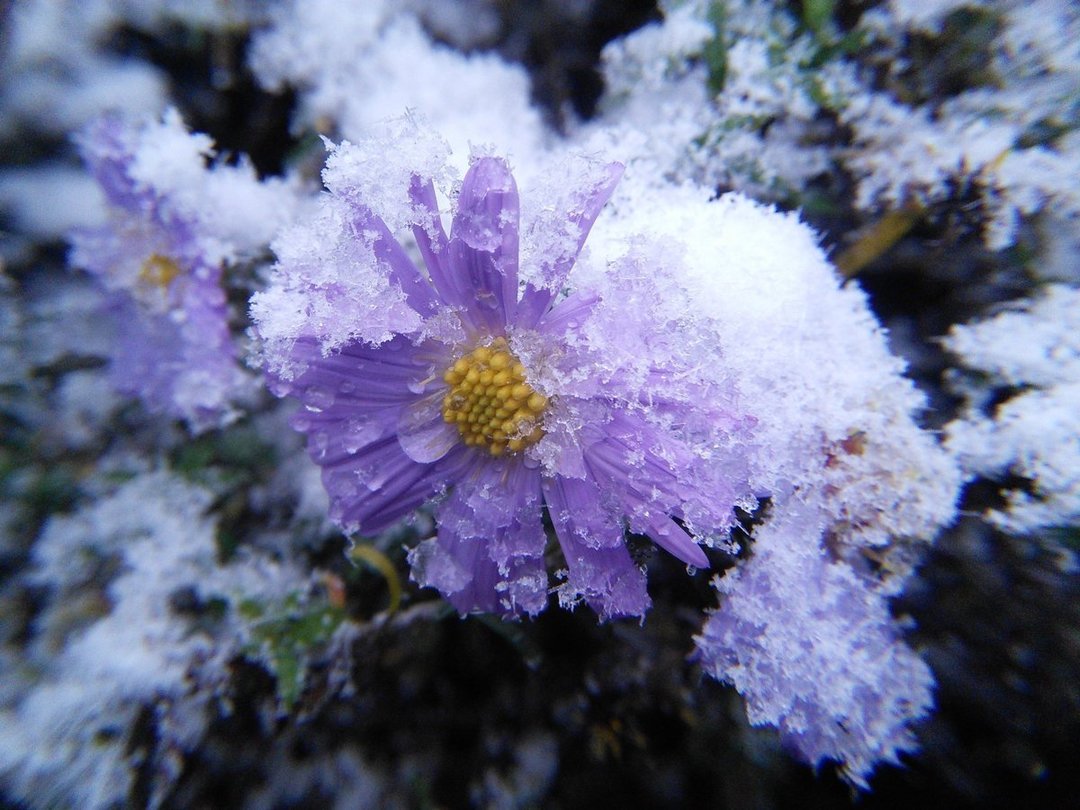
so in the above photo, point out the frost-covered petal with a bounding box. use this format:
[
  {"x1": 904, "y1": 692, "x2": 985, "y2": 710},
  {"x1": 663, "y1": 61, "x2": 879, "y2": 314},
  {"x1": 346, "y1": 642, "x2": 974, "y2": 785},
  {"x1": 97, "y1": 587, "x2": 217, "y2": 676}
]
[
  {"x1": 535, "y1": 290, "x2": 599, "y2": 337},
  {"x1": 251, "y1": 198, "x2": 425, "y2": 378},
  {"x1": 544, "y1": 475, "x2": 651, "y2": 620},
  {"x1": 581, "y1": 416, "x2": 716, "y2": 568},
  {"x1": 439, "y1": 156, "x2": 520, "y2": 333},
  {"x1": 327, "y1": 434, "x2": 471, "y2": 535},
  {"x1": 411, "y1": 460, "x2": 548, "y2": 617},
  {"x1": 408, "y1": 174, "x2": 451, "y2": 285},
  {"x1": 516, "y1": 160, "x2": 623, "y2": 329},
  {"x1": 363, "y1": 206, "x2": 439, "y2": 317}
]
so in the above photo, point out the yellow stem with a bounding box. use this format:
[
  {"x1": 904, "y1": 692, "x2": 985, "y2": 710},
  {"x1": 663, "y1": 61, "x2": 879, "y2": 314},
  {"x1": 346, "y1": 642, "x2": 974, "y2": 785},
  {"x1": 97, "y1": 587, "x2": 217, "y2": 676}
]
[
  {"x1": 349, "y1": 544, "x2": 402, "y2": 614},
  {"x1": 834, "y1": 204, "x2": 924, "y2": 278}
]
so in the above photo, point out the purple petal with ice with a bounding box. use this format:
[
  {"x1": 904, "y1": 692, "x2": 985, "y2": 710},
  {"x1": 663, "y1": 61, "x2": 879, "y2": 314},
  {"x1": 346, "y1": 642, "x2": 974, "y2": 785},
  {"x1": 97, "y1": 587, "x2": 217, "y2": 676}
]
[
  {"x1": 439, "y1": 157, "x2": 520, "y2": 333},
  {"x1": 397, "y1": 394, "x2": 461, "y2": 463},
  {"x1": 582, "y1": 416, "x2": 711, "y2": 568},
  {"x1": 412, "y1": 459, "x2": 548, "y2": 617},
  {"x1": 516, "y1": 161, "x2": 623, "y2": 328},
  {"x1": 536, "y1": 290, "x2": 599, "y2": 337},
  {"x1": 544, "y1": 474, "x2": 651, "y2": 620},
  {"x1": 283, "y1": 336, "x2": 468, "y2": 534},
  {"x1": 76, "y1": 115, "x2": 151, "y2": 213},
  {"x1": 331, "y1": 438, "x2": 471, "y2": 535},
  {"x1": 409, "y1": 175, "x2": 450, "y2": 282},
  {"x1": 102, "y1": 271, "x2": 244, "y2": 431},
  {"x1": 360, "y1": 206, "x2": 438, "y2": 316}
]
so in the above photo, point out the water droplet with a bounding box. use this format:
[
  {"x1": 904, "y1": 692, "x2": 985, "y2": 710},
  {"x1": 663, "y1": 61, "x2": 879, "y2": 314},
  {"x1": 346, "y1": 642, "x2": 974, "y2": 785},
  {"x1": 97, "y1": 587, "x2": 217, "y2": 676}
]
[
  {"x1": 344, "y1": 418, "x2": 380, "y2": 453},
  {"x1": 307, "y1": 385, "x2": 336, "y2": 410}
]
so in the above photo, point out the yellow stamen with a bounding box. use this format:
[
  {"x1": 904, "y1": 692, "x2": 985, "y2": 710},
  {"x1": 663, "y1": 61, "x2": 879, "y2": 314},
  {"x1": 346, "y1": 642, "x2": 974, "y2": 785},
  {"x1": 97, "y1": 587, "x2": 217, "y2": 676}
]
[
  {"x1": 441, "y1": 337, "x2": 548, "y2": 457},
  {"x1": 138, "y1": 253, "x2": 183, "y2": 290}
]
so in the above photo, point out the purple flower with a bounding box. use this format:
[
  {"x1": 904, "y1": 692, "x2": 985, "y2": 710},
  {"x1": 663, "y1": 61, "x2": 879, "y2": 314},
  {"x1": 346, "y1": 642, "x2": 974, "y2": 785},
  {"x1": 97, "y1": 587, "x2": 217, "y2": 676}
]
[
  {"x1": 254, "y1": 142, "x2": 754, "y2": 620},
  {"x1": 69, "y1": 111, "x2": 261, "y2": 431}
]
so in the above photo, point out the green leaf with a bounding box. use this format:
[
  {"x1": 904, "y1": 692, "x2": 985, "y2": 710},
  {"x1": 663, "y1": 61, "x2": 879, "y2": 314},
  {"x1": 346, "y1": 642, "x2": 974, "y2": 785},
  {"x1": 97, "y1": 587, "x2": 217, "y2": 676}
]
[
  {"x1": 703, "y1": 1, "x2": 728, "y2": 95},
  {"x1": 802, "y1": 0, "x2": 835, "y2": 36},
  {"x1": 238, "y1": 592, "x2": 345, "y2": 711}
]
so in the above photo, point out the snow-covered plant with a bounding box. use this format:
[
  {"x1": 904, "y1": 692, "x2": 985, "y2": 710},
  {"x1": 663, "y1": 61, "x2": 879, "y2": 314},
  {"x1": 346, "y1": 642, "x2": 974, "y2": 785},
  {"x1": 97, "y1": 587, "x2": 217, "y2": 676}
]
[
  {"x1": 842, "y1": 0, "x2": 1080, "y2": 250},
  {"x1": 591, "y1": 172, "x2": 959, "y2": 783},
  {"x1": 695, "y1": 502, "x2": 935, "y2": 788},
  {"x1": 249, "y1": 0, "x2": 545, "y2": 163},
  {"x1": 945, "y1": 284, "x2": 1080, "y2": 534},
  {"x1": 250, "y1": 114, "x2": 959, "y2": 780},
  {"x1": 586, "y1": 0, "x2": 1080, "y2": 253},
  {"x1": 12, "y1": 0, "x2": 1074, "y2": 804},
  {"x1": 252, "y1": 121, "x2": 756, "y2": 619},
  {"x1": 0, "y1": 472, "x2": 316, "y2": 808}
]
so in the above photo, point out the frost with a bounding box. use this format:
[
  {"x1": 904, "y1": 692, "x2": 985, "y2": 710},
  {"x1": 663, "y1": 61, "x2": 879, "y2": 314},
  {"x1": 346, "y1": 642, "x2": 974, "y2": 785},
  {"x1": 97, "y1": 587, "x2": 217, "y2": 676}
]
[
  {"x1": 249, "y1": 1, "x2": 547, "y2": 169},
  {"x1": 579, "y1": 0, "x2": 847, "y2": 201},
  {"x1": 250, "y1": 190, "x2": 425, "y2": 380},
  {"x1": 845, "y1": 0, "x2": 1080, "y2": 249},
  {"x1": 695, "y1": 502, "x2": 936, "y2": 788},
  {"x1": 576, "y1": 173, "x2": 956, "y2": 781},
  {"x1": 945, "y1": 285, "x2": 1080, "y2": 533},
  {"x1": 8, "y1": 0, "x2": 1063, "y2": 798},
  {"x1": 0, "y1": 473, "x2": 220, "y2": 808},
  {"x1": 583, "y1": 179, "x2": 961, "y2": 563},
  {"x1": 0, "y1": 472, "x2": 315, "y2": 809}
]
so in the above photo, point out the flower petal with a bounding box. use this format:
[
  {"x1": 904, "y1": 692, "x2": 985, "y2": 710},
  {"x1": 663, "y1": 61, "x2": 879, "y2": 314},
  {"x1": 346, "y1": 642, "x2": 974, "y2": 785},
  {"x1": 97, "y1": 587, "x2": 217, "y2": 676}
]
[
  {"x1": 282, "y1": 335, "x2": 437, "y2": 407},
  {"x1": 360, "y1": 206, "x2": 438, "y2": 316},
  {"x1": 410, "y1": 459, "x2": 548, "y2": 617},
  {"x1": 397, "y1": 392, "x2": 460, "y2": 463},
  {"x1": 327, "y1": 435, "x2": 471, "y2": 534},
  {"x1": 536, "y1": 290, "x2": 599, "y2": 337},
  {"x1": 409, "y1": 174, "x2": 450, "y2": 282},
  {"x1": 281, "y1": 336, "x2": 465, "y2": 534},
  {"x1": 544, "y1": 475, "x2": 651, "y2": 620},
  {"x1": 440, "y1": 157, "x2": 520, "y2": 333},
  {"x1": 582, "y1": 416, "x2": 711, "y2": 568},
  {"x1": 516, "y1": 161, "x2": 623, "y2": 329}
]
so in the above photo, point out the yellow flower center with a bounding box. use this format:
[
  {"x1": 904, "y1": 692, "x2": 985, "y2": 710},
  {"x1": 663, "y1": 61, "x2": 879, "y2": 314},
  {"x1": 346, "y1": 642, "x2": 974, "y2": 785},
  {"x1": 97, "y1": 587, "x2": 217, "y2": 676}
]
[
  {"x1": 441, "y1": 337, "x2": 547, "y2": 457},
  {"x1": 138, "y1": 253, "x2": 182, "y2": 290}
]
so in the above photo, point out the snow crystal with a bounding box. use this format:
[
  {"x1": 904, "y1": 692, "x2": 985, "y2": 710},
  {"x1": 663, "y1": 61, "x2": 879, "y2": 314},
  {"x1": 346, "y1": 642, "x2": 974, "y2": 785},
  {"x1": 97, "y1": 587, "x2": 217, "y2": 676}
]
[
  {"x1": 249, "y1": 1, "x2": 547, "y2": 172},
  {"x1": 0, "y1": 472, "x2": 313, "y2": 809},
  {"x1": 946, "y1": 284, "x2": 1080, "y2": 533},
  {"x1": 696, "y1": 502, "x2": 936, "y2": 788}
]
